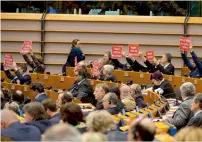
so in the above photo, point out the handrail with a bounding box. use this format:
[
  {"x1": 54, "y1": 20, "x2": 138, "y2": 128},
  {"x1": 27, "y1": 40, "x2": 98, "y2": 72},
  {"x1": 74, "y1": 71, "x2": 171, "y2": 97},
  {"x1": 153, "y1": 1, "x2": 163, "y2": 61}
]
[{"x1": 41, "y1": 10, "x2": 47, "y2": 59}]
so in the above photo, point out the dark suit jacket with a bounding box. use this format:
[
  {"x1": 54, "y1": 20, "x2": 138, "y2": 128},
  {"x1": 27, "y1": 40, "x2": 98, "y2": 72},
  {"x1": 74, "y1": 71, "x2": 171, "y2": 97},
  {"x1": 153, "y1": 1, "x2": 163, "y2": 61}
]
[
  {"x1": 49, "y1": 113, "x2": 61, "y2": 125},
  {"x1": 25, "y1": 120, "x2": 52, "y2": 134},
  {"x1": 99, "y1": 74, "x2": 117, "y2": 82},
  {"x1": 187, "y1": 111, "x2": 202, "y2": 127},
  {"x1": 156, "y1": 63, "x2": 175, "y2": 75},
  {"x1": 166, "y1": 97, "x2": 194, "y2": 129},
  {"x1": 4, "y1": 69, "x2": 31, "y2": 85},
  {"x1": 135, "y1": 96, "x2": 147, "y2": 109},
  {"x1": 144, "y1": 60, "x2": 175, "y2": 75},
  {"x1": 68, "y1": 79, "x2": 95, "y2": 105},
  {"x1": 107, "y1": 130, "x2": 127, "y2": 141},
  {"x1": 126, "y1": 57, "x2": 148, "y2": 72},
  {"x1": 34, "y1": 93, "x2": 48, "y2": 103},
  {"x1": 153, "y1": 79, "x2": 175, "y2": 98},
  {"x1": 1, "y1": 121, "x2": 41, "y2": 141},
  {"x1": 106, "y1": 107, "x2": 120, "y2": 115}
]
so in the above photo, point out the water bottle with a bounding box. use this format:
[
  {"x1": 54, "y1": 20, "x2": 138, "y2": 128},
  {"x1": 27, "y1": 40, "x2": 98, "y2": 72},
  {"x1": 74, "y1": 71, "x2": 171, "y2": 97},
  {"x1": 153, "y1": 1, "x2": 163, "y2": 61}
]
[
  {"x1": 150, "y1": 10, "x2": 153, "y2": 16},
  {"x1": 74, "y1": 8, "x2": 77, "y2": 14},
  {"x1": 78, "y1": 8, "x2": 82, "y2": 14},
  {"x1": 16, "y1": 8, "x2": 19, "y2": 13},
  {"x1": 169, "y1": 126, "x2": 177, "y2": 136}
]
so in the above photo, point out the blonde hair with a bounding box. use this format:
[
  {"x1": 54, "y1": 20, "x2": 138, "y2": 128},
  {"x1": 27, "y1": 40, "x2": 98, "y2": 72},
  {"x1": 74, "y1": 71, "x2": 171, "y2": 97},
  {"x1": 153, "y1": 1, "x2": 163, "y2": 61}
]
[
  {"x1": 174, "y1": 127, "x2": 202, "y2": 141},
  {"x1": 86, "y1": 110, "x2": 115, "y2": 133},
  {"x1": 82, "y1": 132, "x2": 107, "y2": 142}
]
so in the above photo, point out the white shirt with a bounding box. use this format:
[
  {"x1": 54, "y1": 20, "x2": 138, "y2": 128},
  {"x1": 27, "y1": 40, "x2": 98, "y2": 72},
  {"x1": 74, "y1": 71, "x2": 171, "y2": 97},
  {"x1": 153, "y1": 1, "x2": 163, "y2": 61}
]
[{"x1": 164, "y1": 63, "x2": 170, "y2": 69}]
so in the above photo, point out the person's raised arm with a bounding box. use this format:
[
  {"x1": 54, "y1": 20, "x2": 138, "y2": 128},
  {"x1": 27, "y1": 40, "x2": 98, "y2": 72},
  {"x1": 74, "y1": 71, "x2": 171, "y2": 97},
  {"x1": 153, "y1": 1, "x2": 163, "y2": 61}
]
[
  {"x1": 190, "y1": 45, "x2": 202, "y2": 71},
  {"x1": 30, "y1": 49, "x2": 45, "y2": 73},
  {"x1": 3, "y1": 64, "x2": 15, "y2": 80},
  {"x1": 22, "y1": 52, "x2": 35, "y2": 69},
  {"x1": 180, "y1": 47, "x2": 193, "y2": 70}
]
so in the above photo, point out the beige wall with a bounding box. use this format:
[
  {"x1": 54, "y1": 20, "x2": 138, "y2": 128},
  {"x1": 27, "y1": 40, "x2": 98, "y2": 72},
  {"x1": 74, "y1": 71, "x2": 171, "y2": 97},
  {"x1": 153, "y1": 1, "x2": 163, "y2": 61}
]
[{"x1": 1, "y1": 14, "x2": 202, "y2": 75}]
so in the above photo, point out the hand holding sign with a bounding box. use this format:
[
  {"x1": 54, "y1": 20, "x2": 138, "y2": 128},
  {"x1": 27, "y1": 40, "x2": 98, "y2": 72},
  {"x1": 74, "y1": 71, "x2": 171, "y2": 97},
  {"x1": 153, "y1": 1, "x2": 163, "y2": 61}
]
[
  {"x1": 180, "y1": 36, "x2": 192, "y2": 51},
  {"x1": 111, "y1": 46, "x2": 123, "y2": 59},
  {"x1": 20, "y1": 41, "x2": 32, "y2": 54},
  {"x1": 128, "y1": 44, "x2": 139, "y2": 59},
  {"x1": 4, "y1": 54, "x2": 14, "y2": 68},
  {"x1": 146, "y1": 50, "x2": 155, "y2": 62}
]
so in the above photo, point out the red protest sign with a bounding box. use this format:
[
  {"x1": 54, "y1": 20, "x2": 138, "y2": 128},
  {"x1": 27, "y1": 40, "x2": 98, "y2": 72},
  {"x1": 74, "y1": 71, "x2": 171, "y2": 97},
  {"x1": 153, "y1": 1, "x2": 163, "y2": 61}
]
[
  {"x1": 111, "y1": 46, "x2": 123, "y2": 59},
  {"x1": 128, "y1": 44, "x2": 139, "y2": 58},
  {"x1": 146, "y1": 50, "x2": 155, "y2": 62},
  {"x1": 4, "y1": 54, "x2": 13, "y2": 67},
  {"x1": 74, "y1": 56, "x2": 78, "y2": 67},
  {"x1": 20, "y1": 41, "x2": 32, "y2": 54},
  {"x1": 180, "y1": 36, "x2": 192, "y2": 51},
  {"x1": 92, "y1": 61, "x2": 100, "y2": 76}
]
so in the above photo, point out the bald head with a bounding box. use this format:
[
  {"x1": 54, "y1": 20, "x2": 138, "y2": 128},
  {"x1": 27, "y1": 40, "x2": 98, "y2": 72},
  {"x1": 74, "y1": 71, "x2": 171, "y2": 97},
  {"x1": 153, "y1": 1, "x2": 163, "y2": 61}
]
[
  {"x1": 128, "y1": 117, "x2": 156, "y2": 141},
  {"x1": 120, "y1": 85, "x2": 131, "y2": 99},
  {"x1": 43, "y1": 123, "x2": 81, "y2": 141},
  {"x1": 1, "y1": 109, "x2": 18, "y2": 129}
]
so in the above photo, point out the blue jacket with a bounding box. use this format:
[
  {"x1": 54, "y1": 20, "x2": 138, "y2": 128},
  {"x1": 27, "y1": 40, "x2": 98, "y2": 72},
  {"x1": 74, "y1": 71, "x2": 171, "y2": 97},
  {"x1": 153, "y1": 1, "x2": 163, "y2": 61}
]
[
  {"x1": 1, "y1": 121, "x2": 41, "y2": 141},
  {"x1": 67, "y1": 46, "x2": 85, "y2": 67},
  {"x1": 49, "y1": 113, "x2": 61, "y2": 125},
  {"x1": 34, "y1": 93, "x2": 48, "y2": 103},
  {"x1": 25, "y1": 120, "x2": 52, "y2": 134},
  {"x1": 181, "y1": 51, "x2": 202, "y2": 78}
]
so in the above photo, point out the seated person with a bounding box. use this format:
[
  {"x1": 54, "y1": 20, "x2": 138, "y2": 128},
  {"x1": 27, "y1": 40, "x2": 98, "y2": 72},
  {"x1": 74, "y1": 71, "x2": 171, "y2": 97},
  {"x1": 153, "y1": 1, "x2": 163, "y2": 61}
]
[
  {"x1": 21, "y1": 49, "x2": 45, "y2": 73},
  {"x1": 1, "y1": 88, "x2": 12, "y2": 109},
  {"x1": 187, "y1": 93, "x2": 202, "y2": 127},
  {"x1": 56, "y1": 91, "x2": 73, "y2": 108},
  {"x1": 3, "y1": 62, "x2": 31, "y2": 85},
  {"x1": 60, "y1": 102, "x2": 86, "y2": 133},
  {"x1": 4, "y1": 101, "x2": 24, "y2": 121},
  {"x1": 120, "y1": 85, "x2": 136, "y2": 111},
  {"x1": 109, "y1": 85, "x2": 124, "y2": 111},
  {"x1": 75, "y1": 61, "x2": 91, "y2": 79},
  {"x1": 164, "y1": 82, "x2": 195, "y2": 129},
  {"x1": 103, "y1": 51, "x2": 128, "y2": 70},
  {"x1": 100, "y1": 65, "x2": 117, "y2": 82},
  {"x1": 138, "y1": 52, "x2": 175, "y2": 75},
  {"x1": 93, "y1": 83, "x2": 109, "y2": 110},
  {"x1": 1, "y1": 109, "x2": 41, "y2": 141},
  {"x1": 102, "y1": 92, "x2": 120, "y2": 115},
  {"x1": 180, "y1": 45, "x2": 202, "y2": 78},
  {"x1": 42, "y1": 98, "x2": 61, "y2": 125},
  {"x1": 128, "y1": 117, "x2": 156, "y2": 142},
  {"x1": 130, "y1": 84, "x2": 147, "y2": 109},
  {"x1": 86, "y1": 110, "x2": 127, "y2": 141},
  {"x1": 68, "y1": 69, "x2": 95, "y2": 105},
  {"x1": 30, "y1": 82, "x2": 48, "y2": 103},
  {"x1": 12, "y1": 90, "x2": 24, "y2": 115},
  {"x1": 150, "y1": 71, "x2": 175, "y2": 98},
  {"x1": 42, "y1": 123, "x2": 82, "y2": 141},
  {"x1": 23, "y1": 102, "x2": 52, "y2": 134}
]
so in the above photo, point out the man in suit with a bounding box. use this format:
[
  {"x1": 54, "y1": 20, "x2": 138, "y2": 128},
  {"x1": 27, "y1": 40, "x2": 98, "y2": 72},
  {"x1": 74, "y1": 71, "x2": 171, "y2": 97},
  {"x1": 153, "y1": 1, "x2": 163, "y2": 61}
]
[
  {"x1": 155, "y1": 53, "x2": 175, "y2": 75},
  {"x1": 30, "y1": 82, "x2": 48, "y2": 103},
  {"x1": 3, "y1": 62, "x2": 31, "y2": 85},
  {"x1": 187, "y1": 93, "x2": 202, "y2": 127},
  {"x1": 94, "y1": 83, "x2": 109, "y2": 110},
  {"x1": 164, "y1": 82, "x2": 195, "y2": 129},
  {"x1": 42, "y1": 98, "x2": 61, "y2": 125},
  {"x1": 102, "y1": 92, "x2": 120, "y2": 115},
  {"x1": 1, "y1": 109, "x2": 41, "y2": 141},
  {"x1": 68, "y1": 68, "x2": 95, "y2": 105}
]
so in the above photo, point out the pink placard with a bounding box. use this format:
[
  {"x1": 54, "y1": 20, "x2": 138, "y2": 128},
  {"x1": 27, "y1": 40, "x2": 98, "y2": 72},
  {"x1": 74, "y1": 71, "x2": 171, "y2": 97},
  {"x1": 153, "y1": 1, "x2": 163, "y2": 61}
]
[
  {"x1": 4, "y1": 54, "x2": 13, "y2": 67},
  {"x1": 20, "y1": 41, "x2": 32, "y2": 54},
  {"x1": 180, "y1": 36, "x2": 192, "y2": 51},
  {"x1": 128, "y1": 44, "x2": 139, "y2": 58},
  {"x1": 111, "y1": 46, "x2": 123, "y2": 59},
  {"x1": 146, "y1": 50, "x2": 155, "y2": 62}
]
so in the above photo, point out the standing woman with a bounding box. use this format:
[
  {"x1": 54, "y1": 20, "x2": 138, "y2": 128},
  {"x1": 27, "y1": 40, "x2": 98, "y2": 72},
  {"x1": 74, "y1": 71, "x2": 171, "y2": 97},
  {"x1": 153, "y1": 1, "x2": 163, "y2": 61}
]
[{"x1": 62, "y1": 39, "x2": 85, "y2": 75}]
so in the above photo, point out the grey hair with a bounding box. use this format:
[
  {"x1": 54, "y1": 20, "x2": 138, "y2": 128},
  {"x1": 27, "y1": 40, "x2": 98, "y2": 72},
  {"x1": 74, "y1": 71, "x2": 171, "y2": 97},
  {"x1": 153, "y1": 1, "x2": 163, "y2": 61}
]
[
  {"x1": 43, "y1": 123, "x2": 82, "y2": 141},
  {"x1": 103, "y1": 65, "x2": 114, "y2": 75},
  {"x1": 86, "y1": 110, "x2": 115, "y2": 133},
  {"x1": 106, "y1": 92, "x2": 118, "y2": 105},
  {"x1": 131, "y1": 84, "x2": 142, "y2": 96},
  {"x1": 180, "y1": 82, "x2": 195, "y2": 97},
  {"x1": 4, "y1": 101, "x2": 19, "y2": 114}
]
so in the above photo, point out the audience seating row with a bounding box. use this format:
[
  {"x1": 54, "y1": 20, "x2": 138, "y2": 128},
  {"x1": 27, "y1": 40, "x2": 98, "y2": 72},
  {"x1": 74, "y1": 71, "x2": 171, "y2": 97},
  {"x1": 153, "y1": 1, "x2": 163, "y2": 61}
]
[{"x1": 66, "y1": 67, "x2": 202, "y2": 93}]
